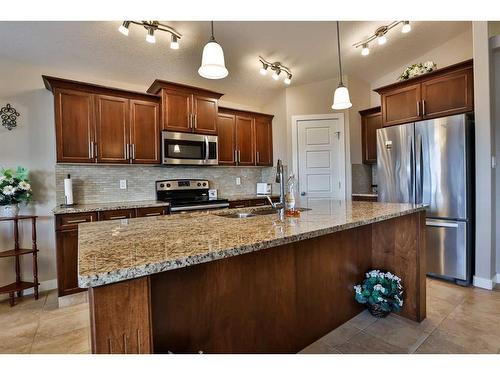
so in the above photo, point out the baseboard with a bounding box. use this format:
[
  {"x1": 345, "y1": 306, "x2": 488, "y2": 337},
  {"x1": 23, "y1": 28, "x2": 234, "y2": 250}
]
[
  {"x1": 473, "y1": 275, "x2": 495, "y2": 290},
  {"x1": 0, "y1": 278, "x2": 57, "y2": 302}
]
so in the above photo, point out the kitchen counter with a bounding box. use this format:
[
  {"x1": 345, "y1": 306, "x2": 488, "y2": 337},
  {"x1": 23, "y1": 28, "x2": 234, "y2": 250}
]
[
  {"x1": 78, "y1": 200, "x2": 424, "y2": 288},
  {"x1": 83, "y1": 199, "x2": 426, "y2": 354},
  {"x1": 52, "y1": 200, "x2": 169, "y2": 215}
]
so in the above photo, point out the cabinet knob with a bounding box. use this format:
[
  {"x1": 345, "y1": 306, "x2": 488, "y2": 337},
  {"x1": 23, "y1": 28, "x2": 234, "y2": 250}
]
[{"x1": 301, "y1": 192, "x2": 306, "y2": 196}]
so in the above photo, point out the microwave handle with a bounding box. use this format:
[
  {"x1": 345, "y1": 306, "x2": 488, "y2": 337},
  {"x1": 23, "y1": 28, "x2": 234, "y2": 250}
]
[{"x1": 205, "y1": 136, "x2": 209, "y2": 161}]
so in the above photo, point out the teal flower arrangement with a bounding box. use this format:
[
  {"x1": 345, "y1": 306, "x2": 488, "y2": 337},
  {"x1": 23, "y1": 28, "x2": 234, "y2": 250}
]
[{"x1": 354, "y1": 270, "x2": 403, "y2": 317}]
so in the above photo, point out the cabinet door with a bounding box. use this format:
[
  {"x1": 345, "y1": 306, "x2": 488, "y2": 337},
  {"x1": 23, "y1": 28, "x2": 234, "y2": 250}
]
[
  {"x1": 162, "y1": 89, "x2": 192, "y2": 132},
  {"x1": 381, "y1": 83, "x2": 421, "y2": 127},
  {"x1": 235, "y1": 115, "x2": 255, "y2": 166},
  {"x1": 361, "y1": 111, "x2": 382, "y2": 164},
  {"x1": 254, "y1": 116, "x2": 273, "y2": 166},
  {"x1": 129, "y1": 99, "x2": 160, "y2": 164},
  {"x1": 54, "y1": 88, "x2": 96, "y2": 163},
  {"x1": 136, "y1": 206, "x2": 170, "y2": 217},
  {"x1": 229, "y1": 200, "x2": 250, "y2": 209},
  {"x1": 56, "y1": 229, "x2": 84, "y2": 296},
  {"x1": 193, "y1": 95, "x2": 218, "y2": 134},
  {"x1": 95, "y1": 95, "x2": 130, "y2": 164},
  {"x1": 421, "y1": 68, "x2": 473, "y2": 119},
  {"x1": 217, "y1": 113, "x2": 236, "y2": 165}
]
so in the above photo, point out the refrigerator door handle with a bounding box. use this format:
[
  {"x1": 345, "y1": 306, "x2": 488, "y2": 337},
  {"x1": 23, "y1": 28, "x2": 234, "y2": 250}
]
[
  {"x1": 415, "y1": 133, "x2": 423, "y2": 204},
  {"x1": 410, "y1": 137, "x2": 415, "y2": 203},
  {"x1": 426, "y1": 219, "x2": 459, "y2": 228}
]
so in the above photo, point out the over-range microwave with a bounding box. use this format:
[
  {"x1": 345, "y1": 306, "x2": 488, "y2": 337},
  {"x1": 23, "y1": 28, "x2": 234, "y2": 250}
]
[{"x1": 162, "y1": 131, "x2": 218, "y2": 165}]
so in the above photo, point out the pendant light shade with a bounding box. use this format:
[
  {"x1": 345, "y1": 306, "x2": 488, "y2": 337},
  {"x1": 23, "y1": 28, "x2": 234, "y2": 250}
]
[
  {"x1": 198, "y1": 21, "x2": 228, "y2": 80},
  {"x1": 332, "y1": 84, "x2": 352, "y2": 110},
  {"x1": 332, "y1": 21, "x2": 352, "y2": 110}
]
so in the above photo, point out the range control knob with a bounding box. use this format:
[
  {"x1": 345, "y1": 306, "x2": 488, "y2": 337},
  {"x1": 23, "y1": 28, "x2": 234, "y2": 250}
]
[
  {"x1": 159, "y1": 183, "x2": 165, "y2": 188},
  {"x1": 197, "y1": 182, "x2": 202, "y2": 187},
  {"x1": 202, "y1": 182, "x2": 207, "y2": 187},
  {"x1": 166, "y1": 183, "x2": 171, "y2": 188}
]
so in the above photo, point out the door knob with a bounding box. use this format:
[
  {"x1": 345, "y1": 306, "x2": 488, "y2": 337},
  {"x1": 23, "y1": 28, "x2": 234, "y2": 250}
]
[{"x1": 301, "y1": 192, "x2": 306, "y2": 196}]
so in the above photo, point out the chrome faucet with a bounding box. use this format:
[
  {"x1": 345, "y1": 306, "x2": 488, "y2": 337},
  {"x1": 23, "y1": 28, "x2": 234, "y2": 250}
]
[{"x1": 265, "y1": 159, "x2": 286, "y2": 210}]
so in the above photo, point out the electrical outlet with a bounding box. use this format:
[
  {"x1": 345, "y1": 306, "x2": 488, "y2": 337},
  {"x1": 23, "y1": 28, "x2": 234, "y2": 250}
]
[
  {"x1": 235, "y1": 177, "x2": 241, "y2": 185},
  {"x1": 119, "y1": 180, "x2": 127, "y2": 190}
]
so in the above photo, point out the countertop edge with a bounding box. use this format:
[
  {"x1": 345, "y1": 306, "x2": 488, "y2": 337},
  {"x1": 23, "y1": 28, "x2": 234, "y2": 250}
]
[{"x1": 78, "y1": 205, "x2": 425, "y2": 288}]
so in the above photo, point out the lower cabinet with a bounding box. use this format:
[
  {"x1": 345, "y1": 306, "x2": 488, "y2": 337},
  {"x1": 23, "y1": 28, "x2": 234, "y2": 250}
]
[
  {"x1": 55, "y1": 205, "x2": 169, "y2": 297},
  {"x1": 228, "y1": 197, "x2": 279, "y2": 209}
]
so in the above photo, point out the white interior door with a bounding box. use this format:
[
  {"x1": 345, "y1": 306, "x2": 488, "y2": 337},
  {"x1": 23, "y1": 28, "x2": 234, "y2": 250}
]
[{"x1": 297, "y1": 118, "x2": 345, "y2": 200}]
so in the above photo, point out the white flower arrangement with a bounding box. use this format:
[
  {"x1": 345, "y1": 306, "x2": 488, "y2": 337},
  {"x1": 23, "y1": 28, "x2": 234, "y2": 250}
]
[
  {"x1": 354, "y1": 269, "x2": 404, "y2": 313},
  {"x1": 0, "y1": 167, "x2": 33, "y2": 206},
  {"x1": 398, "y1": 61, "x2": 437, "y2": 81}
]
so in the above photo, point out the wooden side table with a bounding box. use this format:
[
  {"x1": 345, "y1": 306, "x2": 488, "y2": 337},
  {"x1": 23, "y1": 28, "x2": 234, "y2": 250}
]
[{"x1": 0, "y1": 215, "x2": 40, "y2": 306}]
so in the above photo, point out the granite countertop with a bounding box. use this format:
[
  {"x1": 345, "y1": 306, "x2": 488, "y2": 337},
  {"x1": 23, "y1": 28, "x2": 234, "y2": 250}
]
[
  {"x1": 77, "y1": 200, "x2": 425, "y2": 288},
  {"x1": 52, "y1": 200, "x2": 170, "y2": 215}
]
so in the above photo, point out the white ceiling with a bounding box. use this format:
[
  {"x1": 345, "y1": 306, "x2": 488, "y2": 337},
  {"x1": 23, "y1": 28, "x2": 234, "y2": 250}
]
[{"x1": 0, "y1": 21, "x2": 471, "y2": 108}]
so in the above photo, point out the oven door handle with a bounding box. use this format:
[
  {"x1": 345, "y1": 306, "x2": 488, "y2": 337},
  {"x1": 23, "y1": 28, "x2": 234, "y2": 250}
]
[
  {"x1": 205, "y1": 136, "x2": 209, "y2": 162},
  {"x1": 171, "y1": 203, "x2": 229, "y2": 212}
]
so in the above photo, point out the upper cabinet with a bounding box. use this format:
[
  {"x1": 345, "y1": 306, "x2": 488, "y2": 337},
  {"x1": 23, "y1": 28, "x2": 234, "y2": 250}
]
[
  {"x1": 217, "y1": 108, "x2": 273, "y2": 167},
  {"x1": 147, "y1": 80, "x2": 222, "y2": 135},
  {"x1": 44, "y1": 76, "x2": 161, "y2": 164},
  {"x1": 359, "y1": 106, "x2": 382, "y2": 165},
  {"x1": 375, "y1": 59, "x2": 473, "y2": 127}
]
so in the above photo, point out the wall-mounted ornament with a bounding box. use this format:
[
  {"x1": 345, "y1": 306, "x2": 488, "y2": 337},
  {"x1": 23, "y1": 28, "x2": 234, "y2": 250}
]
[{"x1": 1, "y1": 104, "x2": 20, "y2": 131}]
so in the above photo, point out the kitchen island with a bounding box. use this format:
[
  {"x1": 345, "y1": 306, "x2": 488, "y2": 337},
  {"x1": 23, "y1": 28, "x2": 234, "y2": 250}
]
[{"x1": 78, "y1": 200, "x2": 426, "y2": 354}]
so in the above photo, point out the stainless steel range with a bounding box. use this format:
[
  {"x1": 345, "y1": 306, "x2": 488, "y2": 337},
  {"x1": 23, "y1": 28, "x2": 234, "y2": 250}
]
[{"x1": 156, "y1": 179, "x2": 229, "y2": 212}]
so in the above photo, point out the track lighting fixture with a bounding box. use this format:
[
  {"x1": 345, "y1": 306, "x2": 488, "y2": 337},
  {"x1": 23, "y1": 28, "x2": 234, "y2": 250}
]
[
  {"x1": 258, "y1": 56, "x2": 292, "y2": 85},
  {"x1": 353, "y1": 21, "x2": 411, "y2": 56},
  {"x1": 117, "y1": 21, "x2": 182, "y2": 50}
]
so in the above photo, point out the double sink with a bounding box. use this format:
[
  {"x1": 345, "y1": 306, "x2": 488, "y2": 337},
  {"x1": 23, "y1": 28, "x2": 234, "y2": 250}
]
[{"x1": 216, "y1": 207, "x2": 309, "y2": 219}]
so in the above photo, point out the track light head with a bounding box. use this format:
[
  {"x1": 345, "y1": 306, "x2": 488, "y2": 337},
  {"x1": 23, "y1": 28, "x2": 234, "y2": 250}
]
[
  {"x1": 170, "y1": 34, "x2": 179, "y2": 49},
  {"x1": 361, "y1": 43, "x2": 370, "y2": 56},
  {"x1": 259, "y1": 63, "x2": 269, "y2": 75},
  {"x1": 272, "y1": 68, "x2": 281, "y2": 80},
  {"x1": 284, "y1": 74, "x2": 292, "y2": 85},
  {"x1": 118, "y1": 21, "x2": 130, "y2": 36},
  {"x1": 146, "y1": 27, "x2": 156, "y2": 44},
  {"x1": 402, "y1": 21, "x2": 411, "y2": 33}
]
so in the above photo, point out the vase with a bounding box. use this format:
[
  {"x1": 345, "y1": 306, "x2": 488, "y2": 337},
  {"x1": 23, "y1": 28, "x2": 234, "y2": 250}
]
[
  {"x1": 367, "y1": 304, "x2": 390, "y2": 318},
  {"x1": 1, "y1": 204, "x2": 20, "y2": 218}
]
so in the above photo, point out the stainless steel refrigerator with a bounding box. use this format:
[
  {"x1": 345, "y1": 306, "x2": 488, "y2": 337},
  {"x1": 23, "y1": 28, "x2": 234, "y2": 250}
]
[{"x1": 377, "y1": 113, "x2": 474, "y2": 285}]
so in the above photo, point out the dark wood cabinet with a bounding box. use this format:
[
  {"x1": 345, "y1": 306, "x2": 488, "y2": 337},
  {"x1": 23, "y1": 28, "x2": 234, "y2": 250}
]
[
  {"x1": 228, "y1": 197, "x2": 279, "y2": 208},
  {"x1": 381, "y1": 83, "x2": 421, "y2": 127},
  {"x1": 45, "y1": 76, "x2": 161, "y2": 165},
  {"x1": 193, "y1": 95, "x2": 218, "y2": 134},
  {"x1": 352, "y1": 195, "x2": 378, "y2": 202},
  {"x1": 359, "y1": 107, "x2": 382, "y2": 164},
  {"x1": 217, "y1": 113, "x2": 237, "y2": 165},
  {"x1": 147, "y1": 80, "x2": 222, "y2": 135},
  {"x1": 95, "y1": 95, "x2": 130, "y2": 164},
  {"x1": 421, "y1": 68, "x2": 473, "y2": 119},
  {"x1": 218, "y1": 107, "x2": 274, "y2": 167},
  {"x1": 129, "y1": 99, "x2": 160, "y2": 164},
  {"x1": 54, "y1": 88, "x2": 96, "y2": 163},
  {"x1": 55, "y1": 206, "x2": 168, "y2": 297},
  {"x1": 254, "y1": 115, "x2": 273, "y2": 166},
  {"x1": 235, "y1": 115, "x2": 255, "y2": 166},
  {"x1": 375, "y1": 59, "x2": 473, "y2": 127}
]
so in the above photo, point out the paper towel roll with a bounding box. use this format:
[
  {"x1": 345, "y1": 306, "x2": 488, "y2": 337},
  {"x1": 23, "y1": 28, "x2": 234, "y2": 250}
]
[{"x1": 64, "y1": 174, "x2": 74, "y2": 205}]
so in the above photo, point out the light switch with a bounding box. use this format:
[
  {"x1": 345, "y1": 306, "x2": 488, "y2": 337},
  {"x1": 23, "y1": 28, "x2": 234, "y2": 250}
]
[
  {"x1": 235, "y1": 177, "x2": 241, "y2": 185},
  {"x1": 119, "y1": 180, "x2": 127, "y2": 189}
]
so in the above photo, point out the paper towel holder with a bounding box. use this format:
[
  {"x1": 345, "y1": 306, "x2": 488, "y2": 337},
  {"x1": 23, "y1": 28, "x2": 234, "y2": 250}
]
[{"x1": 60, "y1": 174, "x2": 76, "y2": 207}]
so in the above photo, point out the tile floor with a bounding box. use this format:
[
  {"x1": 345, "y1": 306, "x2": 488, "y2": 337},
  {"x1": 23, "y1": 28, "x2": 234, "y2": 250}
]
[{"x1": 1, "y1": 277, "x2": 499, "y2": 354}]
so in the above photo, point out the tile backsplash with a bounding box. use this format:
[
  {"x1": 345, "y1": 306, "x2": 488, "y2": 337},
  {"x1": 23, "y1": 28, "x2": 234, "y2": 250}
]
[
  {"x1": 56, "y1": 164, "x2": 274, "y2": 205},
  {"x1": 351, "y1": 163, "x2": 373, "y2": 194}
]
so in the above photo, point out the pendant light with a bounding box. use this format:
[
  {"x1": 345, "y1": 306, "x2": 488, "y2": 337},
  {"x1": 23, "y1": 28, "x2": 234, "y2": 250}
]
[
  {"x1": 332, "y1": 21, "x2": 352, "y2": 110},
  {"x1": 198, "y1": 21, "x2": 229, "y2": 79}
]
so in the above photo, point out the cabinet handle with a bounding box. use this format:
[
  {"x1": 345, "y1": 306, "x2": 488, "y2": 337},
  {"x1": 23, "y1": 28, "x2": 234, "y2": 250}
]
[
  {"x1": 189, "y1": 114, "x2": 193, "y2": 128},
  {"x1": 131, "y1": 144, "x2": 136, "y2": 160},
  {"x1": 125, "y1": 143, "x2": 129, "y2": 160},
  {"x1": 194, "y1": 114, "x2": 197, "y2": 129},
  {"x1": 234, "y1": 150, "x2": 238, "y2": 164},
  {"x1": 89, "y1": 142, "x2": 93, "y2": 159},
  {"x1": 93, "y1": 142, "x2": 98, "y2": 158},
  {"x1": 233, "y1": 204, "x2": 246, "y2": 208},
  {"x1": 238, "y1": 150, "x2": 241, "y2": 164},
  {"x1": 109, "y1": 216, "x2": 127, "y2": 220},
  {"x1": 422, "y1": 100, "x2": 426, "y2": 116},
  {"x1": 256, "y1": 151, "x2": 260, "y2": 164},
  {"x1": 416, "y1": 101, "x2": 420, "y2": 117},
  {"x1": 145, "y1": 212, "x2": 161, "y2": 216},
  {"x1": 66, "y1": 219, "x2": 87, "y2": 224}
]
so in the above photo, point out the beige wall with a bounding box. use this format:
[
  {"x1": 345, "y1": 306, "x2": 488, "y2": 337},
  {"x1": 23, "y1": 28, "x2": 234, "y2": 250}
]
[{"x1": 369, "y1": 30, "x2": 473, "y2": 107}]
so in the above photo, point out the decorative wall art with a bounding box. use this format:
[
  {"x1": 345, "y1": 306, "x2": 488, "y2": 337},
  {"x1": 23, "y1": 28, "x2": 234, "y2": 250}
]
[{"x1": 1, "y1": 104, "x2": 20, "y2": 131}]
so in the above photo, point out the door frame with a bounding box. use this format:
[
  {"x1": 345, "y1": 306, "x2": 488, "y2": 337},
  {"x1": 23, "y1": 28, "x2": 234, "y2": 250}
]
[{"x1": 291, "y1": 113, "x2": 351, "y2": 200}]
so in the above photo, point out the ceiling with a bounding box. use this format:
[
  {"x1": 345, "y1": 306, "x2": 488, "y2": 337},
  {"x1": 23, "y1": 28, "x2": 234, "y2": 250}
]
[{"x1": 0, "y1": 21, "x2": 471, "y2": 108}]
